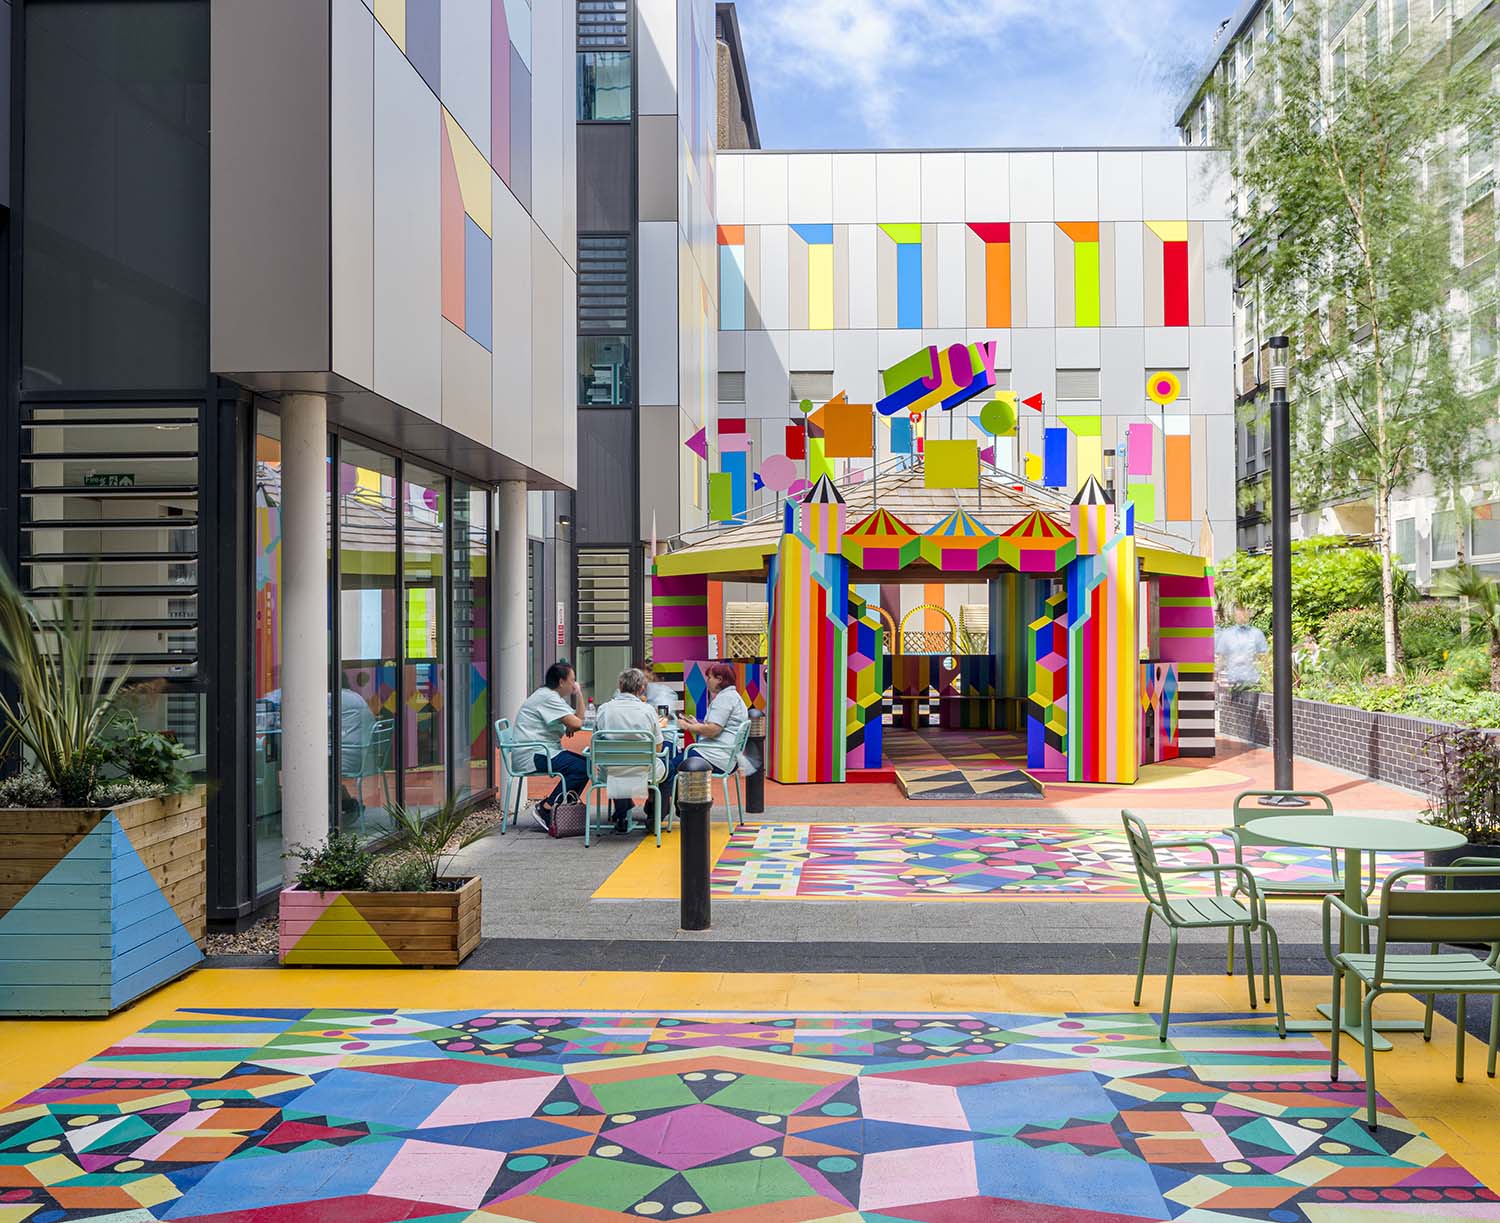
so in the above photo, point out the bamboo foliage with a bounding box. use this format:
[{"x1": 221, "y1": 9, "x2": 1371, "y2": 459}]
[{"x1": 0, "y1": 560, "x2": 133, "y2": 806}]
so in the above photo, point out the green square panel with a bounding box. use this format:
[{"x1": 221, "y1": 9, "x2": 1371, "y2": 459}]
[
  {"x1": 591, "y1": 1073, "x2": 700, "y2": 1116},
  {"x1": 684, "y1": 1157, "x2": 818, "y2": 1213},
  {"x1": 532, "y1": 1155, "x2": 673, "y2": 1210},
  {"x1": 705, "y1": 1073, "x2": 826, "y2": 1115}
]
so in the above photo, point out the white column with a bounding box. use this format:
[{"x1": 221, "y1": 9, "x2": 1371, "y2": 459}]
[
  {"x1": 497, "y1": 480, "x2": 530, "y2": 725},
  {"x1": 280, "y1": 393, "x2": 330, "y2": 881}
]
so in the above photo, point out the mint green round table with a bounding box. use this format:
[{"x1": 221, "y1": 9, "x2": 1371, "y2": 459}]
[{"x1": 1248, "y1": 814, "x2": 1466, "y2": 1050}]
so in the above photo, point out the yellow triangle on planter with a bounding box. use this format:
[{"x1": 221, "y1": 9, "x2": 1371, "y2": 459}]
[{"x1": 283, "y1": 894, "x2": 401, "y2": 965}]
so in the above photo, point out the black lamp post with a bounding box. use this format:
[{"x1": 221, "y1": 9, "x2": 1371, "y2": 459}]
[{"x1": 1262, "y1": 335, "x2": 1305, "y2": 805}]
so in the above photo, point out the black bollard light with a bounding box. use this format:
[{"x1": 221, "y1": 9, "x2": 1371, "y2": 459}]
[
  {"x1": 745, "y1": 709, "x2": 766, "y2": 814},
  {"x1": 677, "y1": 756, "x2": 714, "y2": 931}
]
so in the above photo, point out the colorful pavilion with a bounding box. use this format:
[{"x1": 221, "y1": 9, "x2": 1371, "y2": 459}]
[{"x1": 650, "y1": 466, "x2": 1215, "y2": 790}]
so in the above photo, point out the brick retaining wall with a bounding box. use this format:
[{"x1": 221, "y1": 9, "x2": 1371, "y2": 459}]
[{"x1": 1215, "y1": 685, "x2": 1449, "y2": 794}]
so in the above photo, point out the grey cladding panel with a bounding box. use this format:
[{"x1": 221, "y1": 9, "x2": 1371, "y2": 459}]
[
  {"x1": 576, "y1": 410, "x2": 635, "y2": 545},
  {"x1": 577, "y1": 124, "x2": 633, "y2": 231},
  {"x1": 210, "y1": 0, "x2": 331, "y2": 377}
]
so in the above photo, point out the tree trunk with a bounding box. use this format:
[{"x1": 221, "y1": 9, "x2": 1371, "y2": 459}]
[
  {"x1": 1455, "y1": 487, "x2": 1472, "y2": 642},
  {"x1": 1490, "y1": 623, "x2": 1500, "y2": 693},
  {"x1": 1375, "y1": 484, "x2": 1402, "y2": 677}
]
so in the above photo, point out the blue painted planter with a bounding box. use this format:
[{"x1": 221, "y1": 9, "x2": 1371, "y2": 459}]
[{"x1": 0, "y1": 789, "x2": 206, "y2": 1015}]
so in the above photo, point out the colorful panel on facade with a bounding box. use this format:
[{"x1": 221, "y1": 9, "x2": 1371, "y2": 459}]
[
  {"x1": 1055, "y1": 222, "x2": 1101, "y2": 327},
  {"x1": 877, "y1": 222, "x2": 923, "y2": 328},
  {"x1": 1157, "y1": 571, "x2": 1217, "y2": 757},
  {"x1": 1146, "y1": 220, "x2": 1194, "y2": 327},
  {"x1": 966, "y1": 222, "x2": 1012, "y2": 327},
  {"x1": 5, "y1": 1006, "x2": 1485, "y2": 1222},
  {"x1": 717, "y1": 224, "x2": 745, "y2": 330},
  {"x1": 651, "y1": 574, "x2": 709, "y2": 672},
  {"x1": 1139, "y1": 660, "x2": 1181, "y2": 763},
  {"x1": 790, "y1": 223, "x2": 834, "y2": 330},
  {"x1": 710, "y1": 825, "x2": 1425, "y2": 900}
]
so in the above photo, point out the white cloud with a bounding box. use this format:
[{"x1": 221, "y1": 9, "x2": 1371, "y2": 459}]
[{"x1": 737, "y1": 0, "x2": 1218, "y2": 148}]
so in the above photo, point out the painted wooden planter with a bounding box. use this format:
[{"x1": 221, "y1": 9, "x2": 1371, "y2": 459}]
[
  {"x1": 0, "y1": 788, "x2": 207, "y2": 1016},
  {"x1": 279, "y1": 876, "x2": 482, "y2": 966}
]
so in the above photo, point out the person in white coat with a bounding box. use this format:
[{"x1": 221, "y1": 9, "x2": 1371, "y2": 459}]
[{"x1": 592, "y1": 668, "x2": 668, "y2": 833}]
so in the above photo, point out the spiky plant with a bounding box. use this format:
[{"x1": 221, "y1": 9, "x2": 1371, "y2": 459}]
[
  {"x1": 386, "y1": 795, "x2": 497, "y2": 890},
  {"x1": 0, "y1": 561, "x2": 132, "y2": 806},
  {"x1": 1434, "y1": 565, "x2": 1500, "y2": 694}
]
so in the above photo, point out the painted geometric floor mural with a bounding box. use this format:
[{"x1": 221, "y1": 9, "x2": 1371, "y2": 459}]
[
  {"x1": 2, "y1": 1008, "x2": 1495, "y2": 1221},
  {"x1": 710, "y1": 825, "x2": 1422, "y2": 900}
]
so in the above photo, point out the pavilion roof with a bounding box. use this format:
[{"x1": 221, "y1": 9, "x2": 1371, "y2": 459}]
[{"x1": 655, "y1": 465, "x2": 1201, "y2": 581}]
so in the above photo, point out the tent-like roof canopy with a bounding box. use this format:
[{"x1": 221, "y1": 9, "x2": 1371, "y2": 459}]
[{"x1": 655, "y1": 465, "x2": 1205, "y2": 582}]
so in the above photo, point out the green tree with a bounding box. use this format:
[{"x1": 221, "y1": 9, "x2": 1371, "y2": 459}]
[
  {"x1": 1214, "y1": 536, "x2": 1405, "y2": 640},
  {"x1": 1228, "y1": 1, "x2": 1499, "y2": 677},
  {"x1": 1434, "y1": 564, "x2": 1500, "y2": 693}
]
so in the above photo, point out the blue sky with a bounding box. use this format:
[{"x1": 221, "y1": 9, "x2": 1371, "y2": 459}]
[{"x1": 731, "y1": 0, "x2": 1234, "y2": 149}]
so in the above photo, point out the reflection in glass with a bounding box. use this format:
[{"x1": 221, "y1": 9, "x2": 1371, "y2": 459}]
[
  {"x1": 451, "y1": 485, "x2": 492, "y2": 800},
  {"x1": 578, "y1": 335, "x2": 632, "y2": 405},
  {"x1": 577, "y1": 51, "x2": 632, "y2": 120},
  {"x1": 338, "y1": 445, "x2": 399, "y2": 834},
  {"x1": 403, "y1": 465, "x2": 447, "y2": 816},
  {"x1": 253, "y1": 412, "x2": 285, "y2": 893}
]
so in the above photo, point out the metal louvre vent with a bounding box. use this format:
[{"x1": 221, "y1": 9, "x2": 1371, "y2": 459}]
[
  {"x1": 578, "y1": 0, "x2": 629, "y2": 48},
  {"x1": 789, "y1": 371, "x2": 834, "y2": 404},
  {"x1": 1056, "y1": 369, "x2": 1100, "y2": 400},
  {"x1": 718, "y1": 371, "x2": 746, "y2": 403},
  {"x1": 577, "y1": 547, "x2": 632, "y2": 644},
  {"x1": 578, "y1": 235, "x2": 631, "y2": 334}
]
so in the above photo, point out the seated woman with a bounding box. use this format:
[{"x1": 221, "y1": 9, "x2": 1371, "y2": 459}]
[
  {"x1": 677, "y1": 662, "x2": 749, "y2": 777},
  {"x1": 593, "y1": 667, "x2": 668, "y2": 833}
]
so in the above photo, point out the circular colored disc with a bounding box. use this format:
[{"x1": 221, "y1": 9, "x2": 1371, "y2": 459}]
[
  {"x1": 1147, "y1": 370, "x2": 1181, "y2": 406},
  {"x1": 798, "y1": 398, "x2": 814, "y2": 415},
  {"x1": 979, "y1": 398, "x2": 1016, "y2": 436},
  {"x1": 760, "y1": 453, "x2": 797, "y2": 492}
]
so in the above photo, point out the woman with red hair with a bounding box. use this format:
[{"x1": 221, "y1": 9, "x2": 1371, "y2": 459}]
[{"x1": 679, "y1": 661, "x2": 750, "y2": 777}]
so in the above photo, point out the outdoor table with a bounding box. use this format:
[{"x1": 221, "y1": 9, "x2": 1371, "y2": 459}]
[{"x1": 1248, "y1": 813, "x2": 1466, "y2": 1050}]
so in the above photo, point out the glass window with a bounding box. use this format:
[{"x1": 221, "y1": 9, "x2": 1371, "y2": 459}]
[
  {"x1": 1394, "y1": 517, "x2": 1417, "y2": 566},
  {"x1": 1392, "y1": 0, "x2": 1410, "y2": 44},
  {"x1": 1333, "y1": 41, "x2": 1347, "y2": 94},
  {"x1": 22, "y1": 1, "x2": 209, "y2": 390},
  {"x1": 253, "y1": 412, "x2": 285, "y2": 892},
  {"x1": 1364, "y1": 3, "x2": 1380, "y2": 62},
  {"x1": 402, "y1": 465, "x2": 448, "y2": 817},
  {"x1": 1472, "y1": 305, "x2": 1497, "y2": 364},
  {"x1": 451, "y1": 484, "x2": 492, "y2": 800},
  {"x1": 579, "y1": 335, "x2": 633, "y2": 405},
  {"x1": 1432, "y1": 509, "x2": 1461, "y2": 563},
  {"x1": 337, "y1": 444, "x2": 399, "y2": 835},
  {"x1": 578, "y1": 52, "x2": 631, "y2": 120},
  {"x1": 1473, "y1": 503, "x2": 1500, "y2": 555},
  {"x1": 1242, "y1": 30, "x2": 1254, "y2": 76}
]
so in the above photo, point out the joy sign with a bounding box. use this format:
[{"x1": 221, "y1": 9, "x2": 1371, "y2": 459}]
[{"x1": 876, "y1": 341, "x2": 997, "y2": 418}]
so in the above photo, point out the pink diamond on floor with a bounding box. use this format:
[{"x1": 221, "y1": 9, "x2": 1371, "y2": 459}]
[{"x1": 605, "y1": 1103, "x2": 782, "y2": 1169}]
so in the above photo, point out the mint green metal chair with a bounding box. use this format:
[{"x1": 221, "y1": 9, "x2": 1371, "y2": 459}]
[
  {"x1": 584, "y1": 730, "x2": 666, "y2": 848},
  {"x1": 682, "y1": 718, "x2": 752, "y2": 829},
  {"x1": 1123, "y1": 811, "x2": 1286, "y2": 1043},
  {"x1": 1325, "y1": 860, "x2": 1500, "y2": 1130},
  {"x1": 495, "y1": 717, "x2": 560, "y2": 831}
]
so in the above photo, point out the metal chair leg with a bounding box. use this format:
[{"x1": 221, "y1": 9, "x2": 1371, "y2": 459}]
[
  {"x1": 1159, "y1": 928, "x2": 1179, "y2": 1044},
  {"x1": 1241, "y1": 926, "x2": 1258, "y2": 1010},
  {"x1": 1363, "y1": 991, "x2": 1380, "y2": 1131},
  {"x1": 1488, "y1": 995, "x2": 1498, "y2": 1078},
  {"x1": 1456, "y1": 994, "x2": 1467, "y2": 1083},
  {"x1": 1266, "y1": 928, "x2": 1286, "y2": 1038},
  {"x1": 1133, "y1": 909, "x2": 1154, "y2": 1007},
  {"x1": 1226, "y1": 928, "x2": 1235, "y2": 976},
  {"x1": 1329, "y1": 966, "x2": 1343, "y2": 1081},
  {"x1": 1261, "y1": 925, "x2": 1271, "y2": 1004}
]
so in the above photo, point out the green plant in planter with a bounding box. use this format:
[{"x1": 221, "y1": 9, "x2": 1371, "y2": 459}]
[
  {"x1": 0, "y1": 562, "x2": 132, "y2": 806},
  {"x1": 105, "y1": 714, "x2": 193, "y2": 795},
  {"x1": 1421, "y1": 728, "x2": 1500, "y2": 846},
  {"x1": 287, "y1": 828, "x2": 374, "y2": 892},
  {"x1": 387, "y1": 797, "x2": 497, "y2": 890}
]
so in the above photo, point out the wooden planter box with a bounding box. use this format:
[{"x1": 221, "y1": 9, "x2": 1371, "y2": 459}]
[
  {"x1": 279, "y1": 876, "x2": 482, "y2": 966},
  {"x1": 0, "y1": 788, "x2": 207, "y2": 1016}
]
